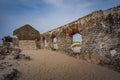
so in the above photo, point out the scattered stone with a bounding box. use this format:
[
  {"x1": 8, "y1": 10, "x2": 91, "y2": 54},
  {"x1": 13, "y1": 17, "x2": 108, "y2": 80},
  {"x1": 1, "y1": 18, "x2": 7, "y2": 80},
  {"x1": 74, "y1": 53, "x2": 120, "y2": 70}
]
[
  {"x1": 1, "y1": 62, "x2": 8, "y2": 65},
  {"x1": 0, "y1": 47, "x2": 10, "y2": 55},
  {"x1": 14, "y1": 54, "x2": 31, "y2": 60},
  {"x1": 0, "y1": 55, "x2": 5, "y2": 60},
  {"x1": 0, "y1": 64, "x2": 5, "y2": 69},
  {"x1": 11, "y1": 48, "x2": 22, "y2": 55},
  {"x1": 3, "y1": 69, "x2": 21, "y2": 80},
  {"x1": 7, "y1": 64, "x2": 13, "y2": 67},
  {"x1": 13, "y1": 54, "x2": 20, "y2": 59},
  {"x1": 109, "y1": 54, "x2": 120, "y2": 72},
  {"x1": 51, "y1": 48, "x2": 57, "y2": 51},
  {"x1": 24, "y1": 56, "x2": 31, "y2": 60},
  {"x1": 0, "y1": 62, "x2": 13, "y2": 70}
]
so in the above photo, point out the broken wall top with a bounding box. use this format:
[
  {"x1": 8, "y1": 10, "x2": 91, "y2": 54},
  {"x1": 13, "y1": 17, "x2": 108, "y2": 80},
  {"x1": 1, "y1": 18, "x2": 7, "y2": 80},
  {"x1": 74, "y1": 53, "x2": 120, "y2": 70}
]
[{"x1": 13, "y1": 24, "x2": 40, "y2": 40}]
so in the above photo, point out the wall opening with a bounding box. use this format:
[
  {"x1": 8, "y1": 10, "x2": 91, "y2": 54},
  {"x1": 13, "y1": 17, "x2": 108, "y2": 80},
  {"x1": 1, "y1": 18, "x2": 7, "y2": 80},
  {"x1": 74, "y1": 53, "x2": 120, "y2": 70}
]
[
  {"x1": 53, "y1": 37, "x2": 58, "y2": 50},
  {"x1": 73, "y1": 33, "x2": 82, "y2": 43},
  {"x1": 44, "y1": 39, "x2": 48, "y2": 47},
  {"x1": 71, "y1": 33, "x2": 82, "y2": 54},
  {"x1": 53, "y1": 37, "x2": 57, "y2": 43}
]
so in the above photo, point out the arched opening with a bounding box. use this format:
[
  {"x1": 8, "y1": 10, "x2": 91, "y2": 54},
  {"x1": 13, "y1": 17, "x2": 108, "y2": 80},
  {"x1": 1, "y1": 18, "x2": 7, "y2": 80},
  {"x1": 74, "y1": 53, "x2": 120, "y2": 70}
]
[
  {"x1": 71, "y1": 33, "x2": 82, "y2": 54},
  {"x1": 53, "y1": 37, "x2": 57, "y2": 43},
  {"x1": 52, "y1": 37, "x2": 58, "y2": 50},
  {"x1": 44, "y1": 39, "x2": 48, "y2": 47},
  {"x1": 68, "y1": 29, "x2": 82, "y2": 54},
  {"x1": 73, "y1": 33, "x2": 82, "y2": 43}
]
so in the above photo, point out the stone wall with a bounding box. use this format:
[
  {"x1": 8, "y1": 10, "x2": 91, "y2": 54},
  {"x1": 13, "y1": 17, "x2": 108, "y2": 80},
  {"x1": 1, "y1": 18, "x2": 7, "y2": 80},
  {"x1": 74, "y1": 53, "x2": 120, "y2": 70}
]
[
  {"x1": 40, "y1": 6, "x2": 120, "y2": 56},
  {"x1": 19, "y1": 40, "x2": 36, "y2": 50},
  {"x1": 13, "y1": 24, "x2": 40, "y2": 40},
  {"x1": 81, "y1": 6, "x2": 120, "y2": 56}
]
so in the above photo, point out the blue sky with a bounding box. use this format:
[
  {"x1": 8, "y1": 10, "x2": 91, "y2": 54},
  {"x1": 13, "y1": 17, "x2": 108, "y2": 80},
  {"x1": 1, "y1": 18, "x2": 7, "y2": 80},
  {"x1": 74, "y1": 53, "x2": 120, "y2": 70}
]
[{"x1": 0, "y1": 0, "x2": 120, "y2": 43}]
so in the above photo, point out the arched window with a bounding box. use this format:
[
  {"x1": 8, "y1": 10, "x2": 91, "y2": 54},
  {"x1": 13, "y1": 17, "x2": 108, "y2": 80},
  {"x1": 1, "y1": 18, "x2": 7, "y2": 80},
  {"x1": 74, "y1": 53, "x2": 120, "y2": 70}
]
[
  {"x1": 71, "y1": 33, "x2": 82, "y2": 53},
  {"x1": 73, "y1": 33, "x2": 82, "y2": 43},
  {"x1": 53, "y1": 37, "x2": 57, "y2": 43}
]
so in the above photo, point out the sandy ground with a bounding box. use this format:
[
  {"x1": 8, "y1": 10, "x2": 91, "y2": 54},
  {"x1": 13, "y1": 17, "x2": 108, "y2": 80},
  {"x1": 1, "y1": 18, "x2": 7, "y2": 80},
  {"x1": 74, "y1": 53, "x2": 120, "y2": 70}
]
[{"x1": 1, "y1": 49, "x2": 120, "y2": 80}]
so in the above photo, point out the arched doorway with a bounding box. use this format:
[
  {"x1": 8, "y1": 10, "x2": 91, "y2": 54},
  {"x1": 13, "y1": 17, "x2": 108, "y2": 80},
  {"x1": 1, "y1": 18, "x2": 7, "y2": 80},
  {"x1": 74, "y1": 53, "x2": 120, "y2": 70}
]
[
  {"x1": 44, "y1": 39, "x2": 48, "y2": 47},
  {"x1": 52, "y1": 37, "x2": 58, "y2": 50}
]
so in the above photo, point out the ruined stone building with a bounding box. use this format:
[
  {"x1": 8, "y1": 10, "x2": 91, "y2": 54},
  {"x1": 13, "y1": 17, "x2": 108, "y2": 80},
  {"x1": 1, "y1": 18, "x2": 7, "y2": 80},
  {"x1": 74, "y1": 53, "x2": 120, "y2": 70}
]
[
  {"x1": 13, "y1": 24, "x2": 40, "y2": 50},
  {"x1": 13, "y1": 24, "x2": 40, "y2": 40},
  {"x1": 13, "y1": 6, "x2": 120, "y2": 57}
]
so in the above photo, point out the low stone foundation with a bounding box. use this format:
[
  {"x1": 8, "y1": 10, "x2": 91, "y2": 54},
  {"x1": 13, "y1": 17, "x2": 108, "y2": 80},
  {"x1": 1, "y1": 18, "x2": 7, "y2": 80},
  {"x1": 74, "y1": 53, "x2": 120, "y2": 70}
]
[{"x1": 19, "y1": 40, "x2": 36, "y2": 50}]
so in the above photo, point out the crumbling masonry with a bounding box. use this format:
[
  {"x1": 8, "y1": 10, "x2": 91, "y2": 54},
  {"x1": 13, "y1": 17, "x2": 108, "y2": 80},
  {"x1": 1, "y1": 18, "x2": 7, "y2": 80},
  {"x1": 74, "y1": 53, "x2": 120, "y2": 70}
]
[
  {"x1": 40, "y1": 6, "x2": 120, "y2": 55},
  {"x1": 14, "y1": 6, "x2": 120, "y2": 56}
]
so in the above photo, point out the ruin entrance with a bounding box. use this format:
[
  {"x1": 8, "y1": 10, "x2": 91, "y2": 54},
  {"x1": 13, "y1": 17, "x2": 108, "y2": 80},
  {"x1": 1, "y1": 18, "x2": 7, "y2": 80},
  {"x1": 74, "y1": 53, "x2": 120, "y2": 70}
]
[
  {"x1": 44, "y1": 39, "x2": 48, "y2": 47},
  {"x1": 52, "y1": 37, "x2": 58, "y2": 50}
]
